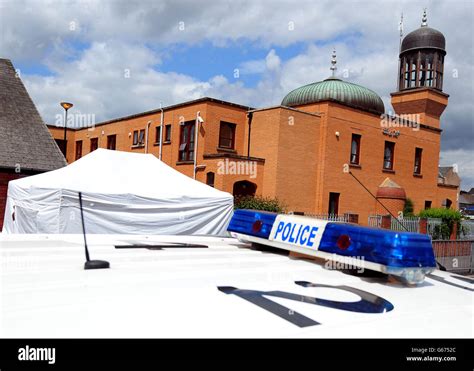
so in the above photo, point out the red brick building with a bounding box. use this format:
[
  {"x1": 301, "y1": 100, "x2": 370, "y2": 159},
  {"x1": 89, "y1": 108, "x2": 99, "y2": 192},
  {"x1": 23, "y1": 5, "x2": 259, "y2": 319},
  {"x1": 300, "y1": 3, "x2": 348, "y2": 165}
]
[{"x1": 47, "y1": 15, "x2": 459, "y2": 225}]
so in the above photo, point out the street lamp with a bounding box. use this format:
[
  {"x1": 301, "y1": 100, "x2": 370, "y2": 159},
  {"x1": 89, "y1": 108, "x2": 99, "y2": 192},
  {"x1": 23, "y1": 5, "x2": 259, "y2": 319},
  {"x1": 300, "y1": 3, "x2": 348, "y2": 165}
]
[{"x1": 60, "y1": 102, "x2": 73, "y2": 159}]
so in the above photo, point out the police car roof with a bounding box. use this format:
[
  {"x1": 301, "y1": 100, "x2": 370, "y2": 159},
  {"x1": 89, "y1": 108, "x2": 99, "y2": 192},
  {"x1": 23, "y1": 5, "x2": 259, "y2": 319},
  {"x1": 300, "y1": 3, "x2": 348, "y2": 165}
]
[{"x1": 1, "y1": 234, "x2": 472, "y2": 338}]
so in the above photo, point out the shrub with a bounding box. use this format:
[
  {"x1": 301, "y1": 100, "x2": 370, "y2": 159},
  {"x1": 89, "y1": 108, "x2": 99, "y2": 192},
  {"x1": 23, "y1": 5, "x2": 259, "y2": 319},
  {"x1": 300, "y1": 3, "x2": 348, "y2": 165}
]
[
  {"x1": 403, "y1": 198, "x2": 414, "y2": 217},
  {"x1": 417, "y1": 208, "x2": 463, "y2": 240},
  {"x1": 234, "y1": 195, "x2": 285, "y2": 213}
]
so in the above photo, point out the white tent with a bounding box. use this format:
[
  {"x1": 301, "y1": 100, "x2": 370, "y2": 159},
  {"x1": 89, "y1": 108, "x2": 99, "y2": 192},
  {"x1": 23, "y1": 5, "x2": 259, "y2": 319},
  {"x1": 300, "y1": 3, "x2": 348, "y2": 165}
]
[{"x1": 3, "y1": 149, "x2": 233, "y2": 235}]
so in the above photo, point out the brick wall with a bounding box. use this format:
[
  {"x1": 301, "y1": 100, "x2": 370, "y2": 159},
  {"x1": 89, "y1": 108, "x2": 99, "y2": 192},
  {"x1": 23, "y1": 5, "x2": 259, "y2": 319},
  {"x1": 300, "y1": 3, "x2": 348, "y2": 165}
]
[{"x1": 47, "y1": 92, "x2": 458, "y2": 223}]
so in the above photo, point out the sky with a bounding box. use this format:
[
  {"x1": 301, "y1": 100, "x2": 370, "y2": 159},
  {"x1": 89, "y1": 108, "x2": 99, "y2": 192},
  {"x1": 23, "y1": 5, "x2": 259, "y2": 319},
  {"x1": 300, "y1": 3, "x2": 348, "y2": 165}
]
[{"x1": 0, "y1": 0, "x2": 473, "y2": 189}]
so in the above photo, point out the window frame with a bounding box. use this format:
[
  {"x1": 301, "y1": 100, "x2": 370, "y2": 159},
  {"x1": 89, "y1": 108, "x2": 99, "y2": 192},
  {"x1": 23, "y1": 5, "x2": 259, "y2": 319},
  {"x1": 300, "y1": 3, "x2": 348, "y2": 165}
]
[
  {"x1": 179, "y1": 121, "x2": 195, "y2": 162},
  {"x1": 132, "y1": 129, "x2": 146, "y2": 146},
  {"x1": 383, "y1": 141, "x2": 395, "y2": 170},
  {"x1": 164, "y1": 124, "x2": 172, "y2": 142},
  {"x1": 350, "y1": 134, "x2": 361, "y2": 165},
  {"x1": 75, "y1": 140, "x2": 83, "y2": 160},
  {"x1": 414, "y1": 147, "x2": 423, "y2": 175},
  {"x1": 218, "y1": 121, "x2": 236, "y2": 150},
  {"x1": 155, "y1": 126, "x2": 161, "y2": 144}
]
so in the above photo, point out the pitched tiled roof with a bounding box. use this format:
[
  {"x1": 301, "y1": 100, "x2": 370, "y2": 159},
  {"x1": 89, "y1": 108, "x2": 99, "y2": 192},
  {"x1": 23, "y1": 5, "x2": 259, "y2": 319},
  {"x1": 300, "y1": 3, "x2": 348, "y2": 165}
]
[{"x1": 0, "y1": 58, "x2": 66, "y2": 171}]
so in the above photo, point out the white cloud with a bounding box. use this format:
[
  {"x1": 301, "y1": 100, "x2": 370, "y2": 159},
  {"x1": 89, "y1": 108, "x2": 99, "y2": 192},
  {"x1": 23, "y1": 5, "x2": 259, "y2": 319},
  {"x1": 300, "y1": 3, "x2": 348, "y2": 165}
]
[
  {"x1": 3, "y1": 0, "x2": 472, "y2": 187},
  {"x1": 265, "y1": 49, "x2": 281, "y2": 71}
]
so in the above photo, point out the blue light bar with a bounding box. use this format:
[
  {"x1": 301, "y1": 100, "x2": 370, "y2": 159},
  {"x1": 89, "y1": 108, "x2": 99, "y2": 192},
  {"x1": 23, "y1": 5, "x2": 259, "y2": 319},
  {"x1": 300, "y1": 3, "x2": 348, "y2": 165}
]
[
  {"x1": 319, "y1": 222, "x2": 436, "y2": 268},
  {"x1": 228, "y1": 209, "x2": 436, "y2": 284},
  {"x1": 228, "y1": 209, "x2": 276, "y2": 239}
]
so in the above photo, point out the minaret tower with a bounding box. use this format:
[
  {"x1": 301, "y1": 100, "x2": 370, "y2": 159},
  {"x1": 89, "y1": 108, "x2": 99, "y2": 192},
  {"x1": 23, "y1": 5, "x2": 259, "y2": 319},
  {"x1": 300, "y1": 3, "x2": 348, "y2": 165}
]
[{"x1": 391, "y1": 9, "x2": 448, "y2": 128}]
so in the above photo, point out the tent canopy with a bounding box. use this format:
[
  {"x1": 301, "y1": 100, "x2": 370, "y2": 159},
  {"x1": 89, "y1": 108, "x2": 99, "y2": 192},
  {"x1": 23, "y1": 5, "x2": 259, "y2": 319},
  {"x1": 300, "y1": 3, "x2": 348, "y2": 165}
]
[{"x1": 3, "y1": 149, "x2": 233, "y2": 235}]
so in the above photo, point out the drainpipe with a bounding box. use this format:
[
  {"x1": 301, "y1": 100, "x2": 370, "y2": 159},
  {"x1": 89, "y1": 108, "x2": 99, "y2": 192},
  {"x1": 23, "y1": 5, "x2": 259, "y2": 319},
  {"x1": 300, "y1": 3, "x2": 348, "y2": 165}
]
[
  {"x1": 193, "y1": 111, "x2": 203, "y2": 180},
  {"x1": 144, "y1": 120, "x2": 151, "y2": 153},
  {"x1": 159, "y1": 102, "x2": 164, "y2": 160},
  {"x1": 247, "y1": 111, "x2": 253, "y2": 158}
]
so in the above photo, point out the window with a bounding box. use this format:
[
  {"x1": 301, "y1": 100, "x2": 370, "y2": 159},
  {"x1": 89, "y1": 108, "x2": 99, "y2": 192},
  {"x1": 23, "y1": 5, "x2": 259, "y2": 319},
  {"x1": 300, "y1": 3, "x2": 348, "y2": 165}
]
[
  {"x1": 414, "y1": 147, "x2": 422, "y2": 174},
  {"x1": 133, "y1": 129, "x2": 145, "y2": 146},
  {"x1": 424, "y1": 200, "x2": 432, "y2": 209},
  {"x1": 206, "y1": 172, "x2": 215, "y2": 187},
  {"x1": 75, "y1": 140, "x2": 82, "y2": 160},
  {"x1": 165, "y1": 124, "x2": 171, "y2": 142},
  {"x1": 350, "y1": 134, "x2": 361, "y2": 165},
  {"x1": 383, "y1": 141, "x2": 395, "y2": 170},
  {"x1": 179, "y1": 121, "x2": 195, "y2": 161},
  {"x1": 219, "y1": 121, "x2": 236, "y2": 149},
  {"x1": 90, "y1": 138, "x2": 98, "y2": 152},
  {"x1": 156, "y1": 125, "x2": 171, "y2": 144},
  {"x1": 155, "y1": 126, "x2": 161, "y2": 144},
  {"x1": 328, "y1": 193, "x2": 340, "y2": 215},
  {"x1": 107, "y1": 135, "x2": 116, "y2": 150}
]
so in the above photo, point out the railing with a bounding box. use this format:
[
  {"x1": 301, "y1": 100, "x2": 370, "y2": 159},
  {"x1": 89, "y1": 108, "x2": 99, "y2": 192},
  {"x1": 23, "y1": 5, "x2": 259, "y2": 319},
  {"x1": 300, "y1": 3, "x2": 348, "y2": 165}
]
[
  {"x1": 368, "y1": 215, "x2": 471, "y2": 240},
  {"x1": 368, "y1": 215, "x2": 421, "y2": 232},
  {"x1": 432, "y1": 240, "x2": 473, "y2": 273},
  {"x1": 390, "y1": 217, "x2": 420, "y2": 232},
  {"x1": 460, "y1": 220, "x2": 474, "y2": 240},
  {"x1": 288, "y1": 212, "x2": 349, "y2": 222}
]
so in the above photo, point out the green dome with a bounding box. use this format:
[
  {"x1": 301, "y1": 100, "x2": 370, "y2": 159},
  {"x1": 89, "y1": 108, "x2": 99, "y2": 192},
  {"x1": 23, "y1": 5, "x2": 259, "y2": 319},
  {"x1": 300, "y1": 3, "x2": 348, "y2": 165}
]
[{"x1": 281, "y1": 77, "x2": 385, "y2": 114}]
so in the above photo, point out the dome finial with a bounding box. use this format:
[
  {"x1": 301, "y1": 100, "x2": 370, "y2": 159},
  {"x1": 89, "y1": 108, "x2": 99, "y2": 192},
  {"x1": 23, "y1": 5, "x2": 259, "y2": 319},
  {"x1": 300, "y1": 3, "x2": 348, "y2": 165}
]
[
  {"x1": 421, "y1": 8, "x2": 428, "y2": 27},
  {"x1": 330, "y1": 48, "x2": 337, "y2": 77}
]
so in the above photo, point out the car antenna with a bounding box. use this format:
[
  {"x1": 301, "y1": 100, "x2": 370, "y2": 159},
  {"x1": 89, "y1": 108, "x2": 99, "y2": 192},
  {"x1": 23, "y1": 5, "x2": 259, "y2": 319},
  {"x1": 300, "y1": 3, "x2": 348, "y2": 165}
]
[{"x1": 79, "y1": 192, "x2": 110, "y2": 270}]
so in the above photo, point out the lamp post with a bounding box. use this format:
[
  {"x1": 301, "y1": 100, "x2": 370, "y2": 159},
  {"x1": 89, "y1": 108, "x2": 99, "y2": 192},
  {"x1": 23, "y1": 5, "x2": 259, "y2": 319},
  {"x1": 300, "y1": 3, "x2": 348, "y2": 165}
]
[{"x1": 60, "y1": 102, "x2": 73, "y2": 160}]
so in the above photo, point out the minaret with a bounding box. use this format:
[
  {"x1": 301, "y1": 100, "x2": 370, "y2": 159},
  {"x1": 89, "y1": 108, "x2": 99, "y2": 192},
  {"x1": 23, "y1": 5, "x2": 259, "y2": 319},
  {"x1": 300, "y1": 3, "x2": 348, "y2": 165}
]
[{"x1": 391, "y1": 9, "x2": 448, "y2": 129}]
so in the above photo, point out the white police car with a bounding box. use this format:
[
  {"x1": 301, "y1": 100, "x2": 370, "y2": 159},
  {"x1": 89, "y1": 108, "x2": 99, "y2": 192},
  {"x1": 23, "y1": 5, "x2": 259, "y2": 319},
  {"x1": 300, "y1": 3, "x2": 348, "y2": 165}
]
[{"x1": 0, "y1": 226, "x2": 472, "y2": 338}]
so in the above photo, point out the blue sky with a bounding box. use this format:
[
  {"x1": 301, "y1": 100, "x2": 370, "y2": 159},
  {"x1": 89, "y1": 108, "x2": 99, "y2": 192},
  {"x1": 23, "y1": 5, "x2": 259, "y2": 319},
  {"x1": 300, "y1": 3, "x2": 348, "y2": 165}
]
[{"x1": 1, "y1": 0, "x2": 473, "y2": 189}]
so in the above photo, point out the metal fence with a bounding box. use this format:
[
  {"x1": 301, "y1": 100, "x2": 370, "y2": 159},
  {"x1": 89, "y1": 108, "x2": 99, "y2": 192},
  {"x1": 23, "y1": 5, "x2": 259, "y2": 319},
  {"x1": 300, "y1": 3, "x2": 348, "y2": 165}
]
[
  {"x1": 460, "y1": 220, "x2": 474, "y2": 240},
  {"x1": 432, "y1": 240, "x2": 474, "y2": 273},
  {"x1": 367, "y1": 215, "x2": 382, "y2": 228},
  {"x1": 368, "y1": 215, "x2": 421, "y2": 232},
  {"x1": 368, "y1": 215, "x2": 471, "y2": 240},
  {"x1": 288, "y1": 212, "x2": 349, "y2": 222},
  {"x1": 391, "y1": 217, "x2": 419, "y2": 232}
]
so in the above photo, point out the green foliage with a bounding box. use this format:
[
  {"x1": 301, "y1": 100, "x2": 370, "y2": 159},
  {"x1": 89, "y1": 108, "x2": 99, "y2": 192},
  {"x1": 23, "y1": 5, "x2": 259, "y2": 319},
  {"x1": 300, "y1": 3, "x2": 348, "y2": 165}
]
[
  {"x1": 234, "y1": 195, "x2": 285, "y2": 213},
  {"x1": 403, "y1": 198, "x2": 414, "y2": 217},
  {"x1": 417, "y1": 208, "x2": 463, "y2": 240}
]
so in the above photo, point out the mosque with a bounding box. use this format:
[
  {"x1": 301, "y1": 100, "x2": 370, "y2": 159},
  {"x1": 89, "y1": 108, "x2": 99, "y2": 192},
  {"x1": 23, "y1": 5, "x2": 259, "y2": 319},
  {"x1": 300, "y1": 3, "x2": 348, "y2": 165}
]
[{"x1": 44, "y1": 10, "x2": 460, "y2": 224}]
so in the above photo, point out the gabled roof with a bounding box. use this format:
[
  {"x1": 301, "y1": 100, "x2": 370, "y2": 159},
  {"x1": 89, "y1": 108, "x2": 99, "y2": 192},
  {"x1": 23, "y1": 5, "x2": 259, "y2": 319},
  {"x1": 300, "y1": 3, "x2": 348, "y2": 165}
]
[
  {"x1": 438, "y1": 166, "x2": 453, "y2": 177},
  {"x1": 0, "y1": 58, "x2": 66, "y2": 172}
]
